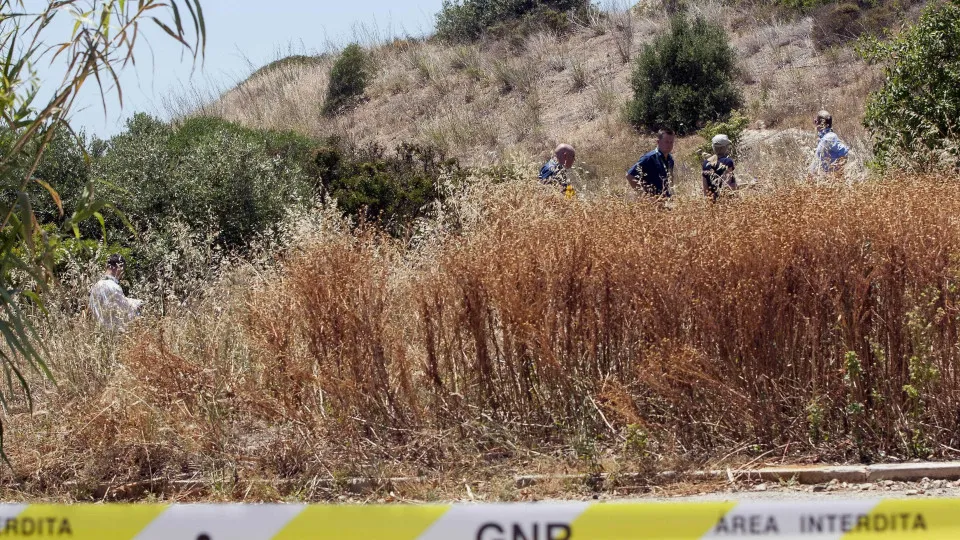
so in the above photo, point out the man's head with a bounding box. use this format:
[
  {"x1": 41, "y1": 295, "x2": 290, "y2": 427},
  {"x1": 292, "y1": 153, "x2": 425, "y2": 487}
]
[
  {"x1": 711, "y1": 134, "x2": 732, "y2": 157},
  {"x1": 815, "y1": 110, "x2": 833, "y2": 131},
  {"x1": 657, "y1": 128, "x2": 676, "y2": 155},
  {"x1": 106, "y1": 254, "x2": 125, "y2": 278},
  {"x1": 554, "y1": 143, "x2": 576, "y2": 169}
]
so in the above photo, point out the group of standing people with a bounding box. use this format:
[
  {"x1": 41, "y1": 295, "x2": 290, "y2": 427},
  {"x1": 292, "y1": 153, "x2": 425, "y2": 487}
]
[{"x1": 539, "y1": 110, "x2": 850, "y2": 200}]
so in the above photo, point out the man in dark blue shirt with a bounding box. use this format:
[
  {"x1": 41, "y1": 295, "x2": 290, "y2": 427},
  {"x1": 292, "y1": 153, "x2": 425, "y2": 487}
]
[
  {"x1": 539, "y1": 143, "x2": 576, "y2": 186},
  {"x1": 626, "y1": 129, "x2": 675, "y2": 197}
]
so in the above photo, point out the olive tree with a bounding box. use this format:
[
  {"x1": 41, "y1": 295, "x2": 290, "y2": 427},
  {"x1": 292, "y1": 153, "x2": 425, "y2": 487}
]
[{"x1": 860, "y1": 0, "x2": 960, "y2": 170}]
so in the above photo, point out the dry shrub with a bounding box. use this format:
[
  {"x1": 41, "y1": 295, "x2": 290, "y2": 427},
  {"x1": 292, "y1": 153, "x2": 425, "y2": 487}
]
[
  {"x1": 408, "y1": 177, "x2": 960, "y2": 460},
  {"x1": 248, "y1": 233, "x2": 420, "y2": 440},
  {"x1": 246, "y1": 175, "x2": 960, "y2": 465},
  {"x1": 16, "y1": 174, "x2": 960, "y2": 502}
]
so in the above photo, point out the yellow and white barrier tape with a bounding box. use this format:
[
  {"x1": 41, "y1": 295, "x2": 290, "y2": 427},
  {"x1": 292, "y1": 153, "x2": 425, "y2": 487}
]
[{"x1": 0, "y1": 499, "x2": 955, "y2": 539}]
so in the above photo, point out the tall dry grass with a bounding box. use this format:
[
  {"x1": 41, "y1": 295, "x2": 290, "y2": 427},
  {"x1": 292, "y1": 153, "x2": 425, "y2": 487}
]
[
  {"x1": 7, "y1": 173, "x2": 960, "y2": 500},
  {"x1": 266, "y1": 175, "x2": 960, "y2": 464}
]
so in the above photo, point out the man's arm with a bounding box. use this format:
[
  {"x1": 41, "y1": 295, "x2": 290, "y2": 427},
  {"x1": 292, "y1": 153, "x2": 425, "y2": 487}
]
[
  {"x1": 626, "y1": 160, "x2": 644, "y2": 191},
  {"x1": 810, "y1": 138, "x2": 828, "y2": 173}
]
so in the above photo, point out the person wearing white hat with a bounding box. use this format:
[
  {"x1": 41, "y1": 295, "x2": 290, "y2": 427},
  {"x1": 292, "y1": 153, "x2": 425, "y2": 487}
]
[{"x1": 702, "y1": 133, "x2": 737, "y2": 201}]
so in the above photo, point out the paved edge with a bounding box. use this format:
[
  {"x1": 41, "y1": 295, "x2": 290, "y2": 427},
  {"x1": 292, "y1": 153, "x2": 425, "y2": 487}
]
[
  {"x1": 91, "y1": 462, "x2": 960, "y2": 495},
  {"x1": 513, "y1": 462, "x2": 960, "y2": 488}
]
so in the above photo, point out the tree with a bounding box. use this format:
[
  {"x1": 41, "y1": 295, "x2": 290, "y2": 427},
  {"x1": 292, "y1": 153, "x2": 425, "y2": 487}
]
[
  {"x1": 322, "y1": 44, "x2": 372, "y2": 116},
  {"x1": 861, "y1": 0, "x2": 960, "y2": 170},
  {"x1": 435, "y1": 0, "x2": 589, "y2": 43},
  {"x1": 626, "y1": 15, "x2": 742, "y2": 135},
  {"x1": 0, "y1": 0, "x2": 205, "y2": 452}
]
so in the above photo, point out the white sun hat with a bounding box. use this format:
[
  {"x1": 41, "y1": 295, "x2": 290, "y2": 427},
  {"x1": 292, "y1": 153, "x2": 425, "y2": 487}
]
[{"x1": 711, "y1": 134, "x2": 732, "y2": 147}]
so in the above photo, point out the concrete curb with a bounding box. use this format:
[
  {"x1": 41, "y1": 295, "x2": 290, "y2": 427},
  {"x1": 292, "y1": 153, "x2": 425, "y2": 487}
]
[
  {"x1": 76, "y1": 462, "x2": 960, "y2": 498},
  {"x1": 513, "y1": 461, "x2": 960, "y2": 489}
]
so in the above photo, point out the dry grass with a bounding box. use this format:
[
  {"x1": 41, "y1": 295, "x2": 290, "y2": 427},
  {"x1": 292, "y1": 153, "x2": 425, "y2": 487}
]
[{"x1": 7, "y1": 172, "x2": 960, "y2": 501}]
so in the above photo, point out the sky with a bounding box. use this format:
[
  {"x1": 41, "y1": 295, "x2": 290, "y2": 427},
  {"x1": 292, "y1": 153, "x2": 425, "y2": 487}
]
[{"x1": 59, "y1": 0, "x2": 445, "y2": 138}]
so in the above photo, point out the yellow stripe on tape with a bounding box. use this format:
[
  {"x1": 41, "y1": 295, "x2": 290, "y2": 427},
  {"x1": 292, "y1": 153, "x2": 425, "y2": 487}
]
[
  {"x1": 273, "y1": 504, "x2": 450, "y2": 540},
  {"x1": 572, "y1": 501, "x2": 736, "y2": 540},
  {"x1": 842, "y1": 499, "x2": 960, "y2": 539},
  {"x1": 3, "y1": 500, "x2": 960, "y2": 539},
  {"x1": 10, "y1": 503, "x2": 165, "y2": 539}
]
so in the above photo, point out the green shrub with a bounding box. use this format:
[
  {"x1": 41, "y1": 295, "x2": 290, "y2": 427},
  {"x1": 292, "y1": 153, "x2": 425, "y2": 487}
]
[
  {"x1": 861, "y1": 0, "x2": 960, "y2": 170},
  {"x1": 322, "y1": 44, "x2": 372, "y2": 117},
  {"x1": 626, "y1": 15, "x2": 742, "y2": 135},
  {"x1": 313, "y1": 140, "x2": 466, "y2": 237},
  {"x1": 25, "y1": 129, "x2": 91, "y2": 227},
  {"x1": 168, "y1": 116, "x2": 318, "y2": 168},
  {"x1": 92, "y1": 113, "x2": 173, "y2": 235},
  {"x1": 435, "y1": 0, "x2": 590, "y2": 43},
  {"x1": 696, "y1": 110, "x2": 750, "y2": 158},
  {"x1": 96, "y1": 113, "x2": 314, "y2": 250}
]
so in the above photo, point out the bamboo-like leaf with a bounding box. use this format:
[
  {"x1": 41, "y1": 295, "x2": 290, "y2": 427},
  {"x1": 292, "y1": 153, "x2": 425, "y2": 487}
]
[
  {"x1": 93, "y1": 211, "x2": 106, "y2": 240},
  {"x1": 0, "y1": 419, "x2": 10, "y2": 469},
  {"x1": 0, "y1": 0, "x2": 208, "y2": 460},
  {"x1": 20, "y1": 291, "x2": 46, "y2": 316},
  {"x1": 31, "y1": 178, "x2": 63, "y2": 216},
  {"x1": 169, "y1": 1, "x2": 185, "y2": 38},
  {"x1": 150, "y1": 17, "x2": 189, "y2": 49}
]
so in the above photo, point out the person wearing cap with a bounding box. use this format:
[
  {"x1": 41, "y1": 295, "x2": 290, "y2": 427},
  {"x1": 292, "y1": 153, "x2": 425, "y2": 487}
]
[
  {"x1": 810, "y1": 110, "x2": 849, "y2": 176},
  {"x1": 626, "y1": 128, "x2": 675, "y2": 198},
  {"x1": 88, "y1": 254, "x2": 143, "y2": 332},
  {"x1": 539, "y1": 144, "x2": 576, "y2": 185},
  {"x1": 702, "y1": 134, "x2": 737, "y2": 201}
]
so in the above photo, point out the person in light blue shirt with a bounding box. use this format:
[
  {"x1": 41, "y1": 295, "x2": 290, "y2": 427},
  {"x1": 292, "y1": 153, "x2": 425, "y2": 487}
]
[
  {"x1": 810, "y1": 110, "x2": 849, "y2": 175},
  {"x1": 539, "y1": 143, "x2": 575, "y2": 187}
]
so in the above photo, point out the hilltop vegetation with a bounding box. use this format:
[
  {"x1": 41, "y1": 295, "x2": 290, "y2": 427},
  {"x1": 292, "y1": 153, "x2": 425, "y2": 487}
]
[{"x1": 3, "y1": 0, "x2": 960, "y2": 502}]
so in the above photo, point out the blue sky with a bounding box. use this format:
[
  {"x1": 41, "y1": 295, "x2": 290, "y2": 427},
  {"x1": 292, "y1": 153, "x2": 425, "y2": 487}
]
[{"x1": 63, "y1": 0, "x2": 444, "y2": 137}]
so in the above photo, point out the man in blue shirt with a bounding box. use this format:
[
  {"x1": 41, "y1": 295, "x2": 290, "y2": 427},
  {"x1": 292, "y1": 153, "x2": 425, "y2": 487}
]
[
  {"x1": 626, "y1": 129, "x2": 675, "y2": 197},
  {"x1": 539, "y1": 143, "x2": 576, "y2": 186},
  {"x1": 810, "y1": 110, "x2": 849, "y2": 175}
]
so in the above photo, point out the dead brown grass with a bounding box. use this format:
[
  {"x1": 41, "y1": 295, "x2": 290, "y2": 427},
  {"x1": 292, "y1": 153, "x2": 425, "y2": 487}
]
[{"x1": 8, "y1": 174, "x2": 960, "y2": 501}]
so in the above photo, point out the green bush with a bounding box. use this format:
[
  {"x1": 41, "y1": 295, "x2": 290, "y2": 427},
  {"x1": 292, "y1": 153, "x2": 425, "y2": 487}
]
[
  {"x1": 322, "y1": 44, "x2": 372, "y2": 117},
  {"x1": 435, "y1": 0, "x2": 590, "y2": 43},
  {"x1": 696, "y1": 110, "x2": 750, "y2": 158},
  {"x1": 626, "y1": 15, "x2": 742, "y2": 135},
  {"x1": 31, "y1": 130, "x2": 91, "y2": 226},
  {"x1": 861, "y1": 0, "x2": 960, "y2": 170},
  {"x1": 313, "y1": 140, "x2": 466, "y2": 237},
  {"x1": 96, "y1": 113, "x2": 314, "y2": 250}
]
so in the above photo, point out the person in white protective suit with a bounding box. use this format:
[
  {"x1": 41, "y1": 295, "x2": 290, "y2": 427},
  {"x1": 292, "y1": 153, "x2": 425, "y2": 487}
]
[{"x1": 88, "y1": 254, "x2": 143, "y2": 331}]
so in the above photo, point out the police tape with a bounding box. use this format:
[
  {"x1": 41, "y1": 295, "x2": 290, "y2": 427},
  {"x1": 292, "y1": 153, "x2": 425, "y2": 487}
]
[{"x1": 0, "y1": 499, "x2": 957, "y2": 539}]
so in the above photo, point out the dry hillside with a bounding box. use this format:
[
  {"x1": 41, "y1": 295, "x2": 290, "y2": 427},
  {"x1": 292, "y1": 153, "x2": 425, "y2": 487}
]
[{"x1": 201, "y1": 1, "x2": 884, "y2": 190}]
